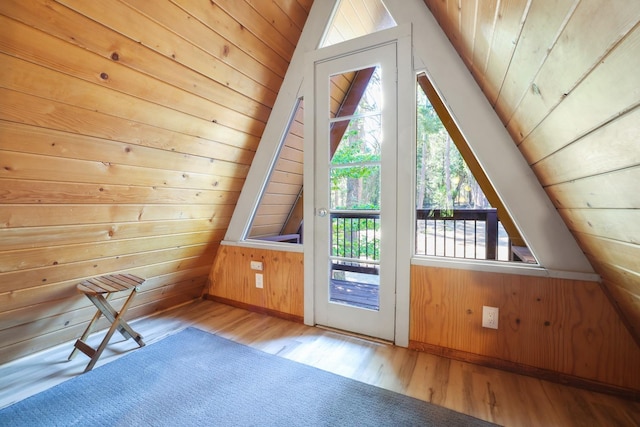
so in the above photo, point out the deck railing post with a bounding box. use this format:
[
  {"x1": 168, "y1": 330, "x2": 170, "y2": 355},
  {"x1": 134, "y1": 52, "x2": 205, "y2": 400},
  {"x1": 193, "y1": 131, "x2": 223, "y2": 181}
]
[{"x1": 485, "y1": 209, "x2": 498, "y2": 260}]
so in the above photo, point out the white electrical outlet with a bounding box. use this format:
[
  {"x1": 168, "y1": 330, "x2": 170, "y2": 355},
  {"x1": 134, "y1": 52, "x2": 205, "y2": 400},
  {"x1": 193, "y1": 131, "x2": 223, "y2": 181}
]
[
  {"x1": 255, "y1": 273, "x2": 263, "y2": 288},
  {"x1": 250, "y1": 261, "x2": 263, "y2": 271},
  {"x1": 482, "y1": 306, "x2": 499, "y2": 329}
]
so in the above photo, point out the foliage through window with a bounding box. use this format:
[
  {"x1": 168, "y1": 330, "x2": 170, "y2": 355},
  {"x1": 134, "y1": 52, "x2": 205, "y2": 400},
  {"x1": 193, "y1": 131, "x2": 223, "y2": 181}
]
[
  {"x1": 330, "y1": 67, "x2": 382, "y2": 263},
  {"x1": 415, "y1": 76, "x2": 535, "y2": 263},
  {"x1": 416, "y1": 96, "x2": 489, "y2": 213}
]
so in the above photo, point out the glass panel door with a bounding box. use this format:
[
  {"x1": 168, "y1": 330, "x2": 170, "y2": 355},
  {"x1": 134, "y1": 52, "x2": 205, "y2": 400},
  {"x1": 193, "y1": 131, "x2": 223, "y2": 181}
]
[
  {"x1": 329, "y1": 67, "x2": 382, "y2": 310},
  {"x1": 313, "y1": 42, "x2": 397, "y2": 341}
]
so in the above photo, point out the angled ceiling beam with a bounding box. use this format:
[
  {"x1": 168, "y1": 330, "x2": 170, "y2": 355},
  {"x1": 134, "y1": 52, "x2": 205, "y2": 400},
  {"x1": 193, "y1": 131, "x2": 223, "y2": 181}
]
[
  {"x1": 223, "y1": 0, "x2": 338, "y2": 242},
  {"x1": 385, "y1": 0, "x2": 594, "y2": 275}
]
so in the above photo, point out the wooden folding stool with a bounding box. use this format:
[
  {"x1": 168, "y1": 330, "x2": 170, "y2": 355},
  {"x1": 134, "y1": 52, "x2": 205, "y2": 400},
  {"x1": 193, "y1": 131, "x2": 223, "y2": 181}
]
[{"x1": 68, "y1": 273, "x2": 146, "y2": 372}]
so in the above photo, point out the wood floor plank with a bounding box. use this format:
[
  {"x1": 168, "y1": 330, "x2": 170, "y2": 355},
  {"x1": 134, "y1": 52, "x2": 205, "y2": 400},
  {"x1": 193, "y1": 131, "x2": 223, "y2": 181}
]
[{"x1": 1, "y1": 299, "x2": 638, "y2": 426}]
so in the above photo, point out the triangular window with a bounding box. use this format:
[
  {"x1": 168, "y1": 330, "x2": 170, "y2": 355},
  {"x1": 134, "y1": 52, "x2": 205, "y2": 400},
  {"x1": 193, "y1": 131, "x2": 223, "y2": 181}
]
[
  {"x1": 322, "y1": 0, "x2": 396, "y2": 48},
  {"x1": 246, "y1": 0, "x2": 396, "y2": 245},
  {"x1": 416, "y1": 73, "x2": 537, "y2": 263},
  {"x1": 247, "y1": 100, "x2": 304, "y2": 243}
]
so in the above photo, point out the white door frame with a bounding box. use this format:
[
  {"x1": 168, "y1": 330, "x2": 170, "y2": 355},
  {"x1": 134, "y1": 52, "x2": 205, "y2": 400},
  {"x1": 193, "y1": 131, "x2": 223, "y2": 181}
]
[
  {"x1": 314, "y1": 42, "x2": 397, "y2": 341},
  {"x1": 303, "y1": 25, "x2": 413, "y2": 346}
]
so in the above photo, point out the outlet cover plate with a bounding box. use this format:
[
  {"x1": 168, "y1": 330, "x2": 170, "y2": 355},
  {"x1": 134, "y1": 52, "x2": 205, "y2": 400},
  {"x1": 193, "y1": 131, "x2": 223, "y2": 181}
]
[{"x1": 482, "y1": 306, "x2": 499, "y2": 329}]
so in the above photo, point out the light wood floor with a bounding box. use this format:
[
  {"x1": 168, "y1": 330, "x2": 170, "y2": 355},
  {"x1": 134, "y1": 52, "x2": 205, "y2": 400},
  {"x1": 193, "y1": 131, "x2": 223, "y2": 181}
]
[{"x1": 1, "y1": 299, "x2": 638, "y2": 426}]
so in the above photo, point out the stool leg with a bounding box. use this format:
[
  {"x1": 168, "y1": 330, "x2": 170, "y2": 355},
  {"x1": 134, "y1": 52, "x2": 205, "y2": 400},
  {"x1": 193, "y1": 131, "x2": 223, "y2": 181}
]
[
  {"x1": 83, "y1": 288, "x2": 141, "y2": 372},
  {"x1": 83, "y1": 310, "x2": 121, "y2": 373},
  {"x1": 89, "y1": 294, "x2": 134, "y2": 340},
  {"x1": 118, "y1": 288, "x2": 145, "y2": 346},
  {"x1": 68, "y1": 294, "x2": 112, "y2": 361}
]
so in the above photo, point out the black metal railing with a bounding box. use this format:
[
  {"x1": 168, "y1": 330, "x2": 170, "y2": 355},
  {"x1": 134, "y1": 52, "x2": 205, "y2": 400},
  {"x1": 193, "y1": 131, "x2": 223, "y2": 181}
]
[
  {"x1": 415, "y1": 208, "x2": 501, "y2": 260},
  {"x1": 331, "y1": 211, "x2": 380, "y2": 275},
  {"x1": 328, "y1": 208, "x2": 505, "y2": 264},
  {"x1": 258, "y1": 208, "x2": 510, "y2": 266}
]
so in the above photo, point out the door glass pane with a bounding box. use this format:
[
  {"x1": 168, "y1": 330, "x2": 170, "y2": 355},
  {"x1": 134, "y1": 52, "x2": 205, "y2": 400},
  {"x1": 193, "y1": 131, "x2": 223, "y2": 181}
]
[
  {"x1": 330, "y1": 165, "x2": 380, "y2": 210},
  {"x1": 331, "y1": 116, "x2": 382, "y2": 164},
  {"x1": 328, "y1": 66, "x2": 382, "y2": 311},
  {"x1": 331, "y1": 67, "x2": 381, "y2": 118}
]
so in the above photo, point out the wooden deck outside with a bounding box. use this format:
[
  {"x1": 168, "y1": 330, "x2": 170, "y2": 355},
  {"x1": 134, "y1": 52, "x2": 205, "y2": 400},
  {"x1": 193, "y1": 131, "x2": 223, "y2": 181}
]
[{"x1": 330, "y1": 278, "x2": 379, "y2": 310}]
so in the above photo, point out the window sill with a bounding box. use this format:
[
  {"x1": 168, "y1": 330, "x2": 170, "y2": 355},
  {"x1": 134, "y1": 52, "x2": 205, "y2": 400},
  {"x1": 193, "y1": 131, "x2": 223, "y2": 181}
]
[
  {"x1": 221, "y1": 239, "x2": 304, "y2": 253},
  {"x1": 410, "y1": 256, "x2": 600, "y2": 282}
]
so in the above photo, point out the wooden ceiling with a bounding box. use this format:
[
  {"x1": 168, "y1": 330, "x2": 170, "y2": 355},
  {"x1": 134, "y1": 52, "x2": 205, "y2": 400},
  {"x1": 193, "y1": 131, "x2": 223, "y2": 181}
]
[{"x1": 423, "y1": 0, "x2": 640, "y2": 342}]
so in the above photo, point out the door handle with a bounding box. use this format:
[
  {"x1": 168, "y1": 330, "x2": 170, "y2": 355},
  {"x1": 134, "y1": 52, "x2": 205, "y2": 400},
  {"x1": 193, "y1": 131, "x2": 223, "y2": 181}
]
[{"x1": 317, "y1": 208, "x2": 328, "y2": 217}]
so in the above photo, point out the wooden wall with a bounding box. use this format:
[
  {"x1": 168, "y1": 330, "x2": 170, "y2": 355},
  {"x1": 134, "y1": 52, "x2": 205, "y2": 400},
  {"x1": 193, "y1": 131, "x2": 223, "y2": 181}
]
[
  {"x1": 208, "y1": 246, "x2": 304, "y2": 320},
  {"x1": 424, "y1": 0, "x2": 640, "y2": 344},
  {"x1": 0, "y1": 0, "x2": 311, "y2": 364},
  {"x1": 410, "y1": 265, "x2": 640, "y2": 393},
  {"x1": 207, "y1": 247, "x2": 640, "y2": 393}
]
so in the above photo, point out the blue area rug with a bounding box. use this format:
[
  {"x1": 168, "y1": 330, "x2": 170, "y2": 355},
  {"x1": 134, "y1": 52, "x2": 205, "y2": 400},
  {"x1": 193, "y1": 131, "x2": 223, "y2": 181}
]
[{"x1": 0, "y1": 327, "x2": 497, "y2": 426}]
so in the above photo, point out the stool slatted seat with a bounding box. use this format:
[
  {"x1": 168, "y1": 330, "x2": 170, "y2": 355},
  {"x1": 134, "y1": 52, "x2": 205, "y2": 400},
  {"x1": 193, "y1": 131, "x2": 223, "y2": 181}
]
[{"x1": 69, "y1": 273, "x2": 146, "y2": 372}]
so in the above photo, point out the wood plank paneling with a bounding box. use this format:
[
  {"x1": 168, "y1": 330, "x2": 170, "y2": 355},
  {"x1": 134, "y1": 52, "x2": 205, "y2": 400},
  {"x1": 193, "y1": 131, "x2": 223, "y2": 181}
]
[
  {"x1": 0, "y1": 122, "x2": 250, "y2": 179},
  {"x1": 457, "y1": 0, "x2": 476, "y2": 70},
  {"x1": 0, "y1": 231, "x2": 218, "y2": 273},
  {"x1": 596, "y1": 264, "x2": 640, "y2": 341},
  {"x1": 1, "y1": 151, "x2": 244, "y2": 191},
  {"x1": 124, "y1": 0, "x2": 284, "y2": 93},
  {"x1": 0, "y1": 14, "x2": 265, "y2": 137},
  {"x1": 470, "y1": 0, "x2": 498, "y2": 86},
  {"x1": 575, "y1": 233, "x2": 640, "y2": 276},
  {"x1": 1, "y1": 54, "x2": 256, "y2": 150},
  {"x1": 532, "y1": 106, "x2": 640, "y2": 185},
  {"x1": 0, "y1": 88, "x2": 255, "y2": 164},
  {"x1": 559, "y1": 208, "x2": 640, "y2": 244},
  {"x1": 208, "y1": 246, "x2": 304, "y2": 318},
  {"x1": 546, "y1": 167, "x2": 640, "y2": 210},
  {"x1": 0, "y1": 245, "x2": 215, "y2": 294},
  {"x1": 494, "y1": 0, "x2": 578, "y2": 121},
  {"x1": 0, "y1": 0, "x2": 310, "y2": 363},
  {"x1": 0, "y1": 204, "x2": 234, "y2": 228},
  {"x1": 58, "y1": 0, "x2": 278, "y2": 107},
  {"x1": 507, "y1": 1, "x2": 640, "y2": 143},
  {"x1": 0, "y1": 178, "x2": 239, "y2": 206},
  {"x1": 409, "y1": 265, "x2": 640, "y2": 392},
  {"x1": 519, "y1": 25, "x2": 640, "y2": 163},
  {"x1": 1, "y1": 265, "x2": 212, "y2": 314},
  {"x1": 482, "y1": 0, "x2": 529, "y2": 104},
  {"x1": 213, "y1": 0, "x2": 296, "y2": 61},
  {"x1": 323, "y1": 0, "x2": 395, "y2": 47},
  {"x1": 425, "y1": 0, "x2": 640, "y2": 346},
  {"x1": 0, "y1": 0, "x2": 273, "y2": 123}
]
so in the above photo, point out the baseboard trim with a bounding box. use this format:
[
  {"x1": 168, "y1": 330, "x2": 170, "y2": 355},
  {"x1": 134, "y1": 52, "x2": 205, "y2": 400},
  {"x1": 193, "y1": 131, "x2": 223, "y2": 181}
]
[
  {"x1": 409, "y1": 341, "x2": 640, "y2": 401},
  {"x1": 203, "y1": 294, "x2": 304, "y2": 324}
]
